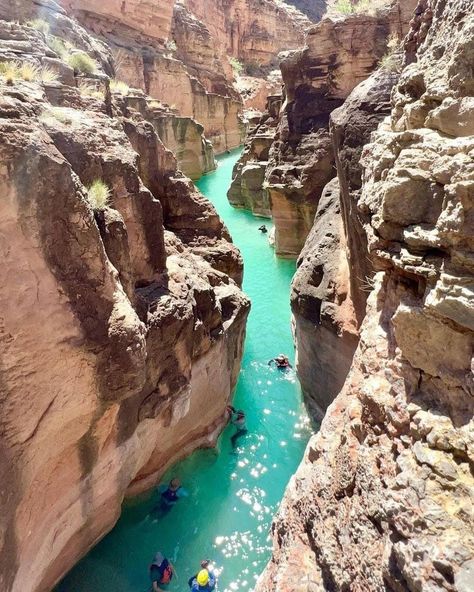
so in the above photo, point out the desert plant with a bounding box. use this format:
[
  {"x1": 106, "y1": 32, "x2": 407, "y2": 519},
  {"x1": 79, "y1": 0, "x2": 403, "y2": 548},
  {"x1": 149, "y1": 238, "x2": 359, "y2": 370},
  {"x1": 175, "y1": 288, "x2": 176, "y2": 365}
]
[
  {"x1": 78, "y1": 79, "x2": 104, "y2": 100},
  {"x1": 379, "y1": 34, "x2": 402, "y2": 72},
  {"x1": 109, "y1": 79, "x2": 130, "y2": 95},
  {"x1": 40, "y1": 106, "x2": 80, "y2": 125},
  {"x1": 18, "y1": 61, "x2": 40, "y2": 81},
  {"x1": 67, "y1": 51, "x2": 96, "y2": 74},
  {"x1": 333, "y1": 0, "x2": 373, "y2": 14},
  {"x1": 26, "y1": 18, "x2": 50, "y2": 34},
  {"x1": 40, "y1": 65, "x2": 60, "y2": 84},
  {"x1": 87, "y1": 180, "x2": 110, "y2": 210},
  {"x1": 46, "y1": 35, "x2": 69, "y2": 59},
  {"x1": 229, "y1": 57, "x2": 244, "y2": 75},
  {"x1": 0, "y1": 61, "x2": 21, "y2": 84}
]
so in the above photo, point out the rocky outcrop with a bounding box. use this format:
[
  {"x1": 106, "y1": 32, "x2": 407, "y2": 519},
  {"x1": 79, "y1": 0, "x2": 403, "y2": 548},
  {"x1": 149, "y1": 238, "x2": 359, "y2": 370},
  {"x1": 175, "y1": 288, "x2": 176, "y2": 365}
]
[
  {"x1": 0, "y1": 10, "x2": 249, "y2": 592},
  {"x1": 258, "y1": 0, "x2": 474, "y2": 589},
  {"x1": 56, "y1": 0, "x2": 244, "y2": 153},
  {"x1": 267, "y1": 0, "x2": 417, "y2": 257},
  {"x1": 117, "y1": 91, "x2": 216, "y2": 180},
  {"x1": 285, "y1": 0, "x2": 328, "y2": 22},
  {"x1": 182, "y1": 0, "x2": 310, "y2": 68},
  {"x1": 229, "y1": 0, "x2": 416, "y2": 258},
  {"x1": 292, "y1": 67, "x2": 400, "y2": 414},
  {"x1": 228, "y1": 95, "x2": 282, "y2": 217}
]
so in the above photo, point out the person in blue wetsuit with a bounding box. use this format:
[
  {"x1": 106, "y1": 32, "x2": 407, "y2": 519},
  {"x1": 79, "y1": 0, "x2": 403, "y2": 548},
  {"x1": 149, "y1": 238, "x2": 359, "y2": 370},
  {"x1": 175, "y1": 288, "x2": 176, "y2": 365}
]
[
  {"x1": 188, "y1": 565, "x2": 216, "y2": 592},
  {"x1": 149, "y1": 552, "x2": 174, "y2": 592},
  {"x1": 226, "y1": 405, "x2": 248, "y2": 449},
  {"x1": 151, "y1": 478, "x2": 188, "y2": 518}
]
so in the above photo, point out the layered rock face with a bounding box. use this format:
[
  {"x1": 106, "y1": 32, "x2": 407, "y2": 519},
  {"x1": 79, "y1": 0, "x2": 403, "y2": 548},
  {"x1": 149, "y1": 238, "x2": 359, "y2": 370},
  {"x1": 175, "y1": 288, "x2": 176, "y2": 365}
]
[
  {"x1": 182, "y1": 0, "x2": 310, "y2": 67},
  {"x1": 292, "y1": 67, "x2": 400, "y2": 415},
  {"x1": 228, "y1": 95, "x2": 282, "y2": 216},
  {"x1": 258, "y1": 0, "x2": 474, "y2": 590},
  {"x1": 58, "y1": 0, "x2": 244, "y2": 153},
  {"x1": 267, "y1": 0, "x2": 416, "y2": 257},
  {"x1": 0, "y1": 6, "x2": 249, "y2": 592},
  {"x1": 229, "y1": 0, "x2": 416, "y2": 258}
]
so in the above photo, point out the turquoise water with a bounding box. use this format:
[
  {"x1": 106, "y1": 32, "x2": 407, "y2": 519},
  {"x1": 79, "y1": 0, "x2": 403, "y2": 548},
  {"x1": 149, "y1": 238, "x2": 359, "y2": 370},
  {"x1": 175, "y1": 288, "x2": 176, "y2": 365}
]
[{"x1": 56, "y1": 149, "x2": 311, "y2": 592}]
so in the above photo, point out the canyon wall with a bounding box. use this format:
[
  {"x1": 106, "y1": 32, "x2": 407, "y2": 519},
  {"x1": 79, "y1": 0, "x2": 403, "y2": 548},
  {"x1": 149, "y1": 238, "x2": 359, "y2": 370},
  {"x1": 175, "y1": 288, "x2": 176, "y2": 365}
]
[
  {"x1": 0, "y1": 3, "x2": 249, "y2": 591},
  {"x1": 182, "y1": 0, "x2": 310, "y2": 68},
  {"x1": 258, "y1": 0, "x2": 474, "y2": 589},
  {"x1": 229, "y1": 0, "x2": 416, "y2": 258},
  {"x1": 57, "y1": 0, "x2": 245, "y2": 153}
]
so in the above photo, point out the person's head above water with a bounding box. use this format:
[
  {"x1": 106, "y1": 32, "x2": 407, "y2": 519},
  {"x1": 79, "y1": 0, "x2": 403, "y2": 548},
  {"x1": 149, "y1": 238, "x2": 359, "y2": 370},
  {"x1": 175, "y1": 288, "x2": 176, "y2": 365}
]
[
  {"x1": 169, "y1": 478, "x2": 181, "y2": 490},
  {"x1": 200, "y1": 560, "x2": 210, "y2": 569},
  {"x1": 197, "y1": 569, "x2": 210, "y2": 586}
]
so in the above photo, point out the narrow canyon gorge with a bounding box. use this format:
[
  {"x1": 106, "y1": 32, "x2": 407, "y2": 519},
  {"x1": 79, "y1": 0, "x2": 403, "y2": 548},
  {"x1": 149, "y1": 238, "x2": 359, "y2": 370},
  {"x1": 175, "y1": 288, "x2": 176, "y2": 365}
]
[{"x1": 0, "y1": 0, "x2": 472, "y2": 591}]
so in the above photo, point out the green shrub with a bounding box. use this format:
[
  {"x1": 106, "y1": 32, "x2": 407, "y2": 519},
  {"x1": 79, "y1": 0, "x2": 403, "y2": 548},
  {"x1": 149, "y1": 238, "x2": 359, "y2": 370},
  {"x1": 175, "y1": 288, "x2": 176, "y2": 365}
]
[
  {"x1": 87, "y1": 180, "x2": 110, "y2": 210},
  {"x1": 333, "y1": 0, "x2": 373, "y2": 14},
  {"x1": 47, "y1": 35, "x2": 69, "y2": 59},
  {"x1": 229, "y1": 57, "x2": 244, "y2": 75},
  {"x1": 110, "y1": 79, "x2": 130, "y2": 95},
  {"x1": 26, "y1": 18, "x2": 50, "y2": 34},
  {"x1": 379, "y1": 34, "x2": 402, "y2": 72},
  {"x1": 67, "y1": 51, "x2": 96, "y2": 74}
]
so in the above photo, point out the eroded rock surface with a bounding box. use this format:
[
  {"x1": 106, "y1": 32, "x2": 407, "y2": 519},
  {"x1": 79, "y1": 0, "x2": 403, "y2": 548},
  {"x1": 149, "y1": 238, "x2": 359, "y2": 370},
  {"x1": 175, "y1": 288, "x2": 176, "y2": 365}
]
[
  {"x1": 258, "y1": 0, "x2": 474, "y2": 590},
  {"x1": 229, "y1": 0, "x2": 416, "y2": 258},
  {"x1": 0, "y1": 8, "x2": 249, "y2": 592}
]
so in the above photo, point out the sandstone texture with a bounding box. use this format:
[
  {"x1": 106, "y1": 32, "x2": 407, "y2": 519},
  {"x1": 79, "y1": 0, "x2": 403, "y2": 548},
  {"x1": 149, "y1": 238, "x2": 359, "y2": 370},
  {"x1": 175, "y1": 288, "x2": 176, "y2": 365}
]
[
  {"x1": 228, "y1": 95, "x2": 283, "y2": 217},
  {"x1": 57, "y1": 0, "x2": 245, "y2": 153},
  {"x1": 258, "y1": 0, "x2": 474, "y2": 590},
  {"x1": 0, "y1": 5, "x2": 249, "y2": 592},
  {"x1": 182, "y1": 0, "x2": 310, "y2": 68},
  {"x1": 229, "y1": 0, "x2": 417, "y2": 258}
]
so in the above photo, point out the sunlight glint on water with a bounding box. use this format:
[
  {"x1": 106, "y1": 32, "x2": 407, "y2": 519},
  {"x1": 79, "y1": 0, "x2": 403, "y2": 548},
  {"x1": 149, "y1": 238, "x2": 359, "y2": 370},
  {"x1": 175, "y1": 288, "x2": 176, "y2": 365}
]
[{"x1": 56, "y1": 149, "x2": 311, "y2": 592}]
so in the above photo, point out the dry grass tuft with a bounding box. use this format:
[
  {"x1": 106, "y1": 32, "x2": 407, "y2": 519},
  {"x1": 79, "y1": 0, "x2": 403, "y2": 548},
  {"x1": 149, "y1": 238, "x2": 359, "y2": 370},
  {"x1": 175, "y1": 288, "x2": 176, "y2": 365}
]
[{"x1": 87, "y1": 180, "x2": 111, "y2": 210}]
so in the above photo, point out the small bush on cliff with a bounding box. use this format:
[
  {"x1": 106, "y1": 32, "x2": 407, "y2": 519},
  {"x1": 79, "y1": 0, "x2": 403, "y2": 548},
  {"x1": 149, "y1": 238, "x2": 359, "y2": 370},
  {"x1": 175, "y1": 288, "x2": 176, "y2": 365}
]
[
  {"x1": 40, "y1": 106, "x2": 82, "y2": 125},
  {"x1": 110, "y1": 79, "x2": 130, "y2": 95},
  {"x1": 87, "y1": 180, "x2": 111, "y2": 210},
  {"x1": 46, "y1": 35, "x2": 70, "y2": 59},
  {"x1": 333, "y1": 0, "x2": 373, "y2": 15},
  {"x1": 78, "y1": 80, "x2": 104, "y2": 100},
  {"x1": 0, "y1": 60, "x2": 59, "y2": 85},
  {"x1": 67, "y1": 51, "x2": 97, "y2": 74},
  {"x1": 379, "y1": 34, "x2": 403, "y2": 72},
  {"x1": 26, "y1": 18, "x2": 50, "y2": 35},
  {"x1": 229, "y1": 57, "x2": 244, "y2": 75}
]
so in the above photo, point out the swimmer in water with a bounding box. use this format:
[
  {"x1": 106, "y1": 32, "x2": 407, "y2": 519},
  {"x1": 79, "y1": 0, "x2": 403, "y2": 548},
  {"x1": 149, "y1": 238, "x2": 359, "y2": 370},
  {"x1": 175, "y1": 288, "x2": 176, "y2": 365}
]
[
  {"x1": 268, "y1": 354, "x2": 293, "y2": 369},
  {"x1": 226, "y1": 405, "x2": 248, "y2": 449},
  {"x1": 258, "y1": 224, "x2": 268, "y2": 233}
]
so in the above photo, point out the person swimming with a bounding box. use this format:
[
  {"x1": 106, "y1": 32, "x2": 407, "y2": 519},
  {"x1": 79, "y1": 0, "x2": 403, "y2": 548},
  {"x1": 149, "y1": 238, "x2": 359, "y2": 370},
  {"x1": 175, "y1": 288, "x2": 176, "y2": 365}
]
[
  {"x1": 188, "y1": 560, "x2": 216, "y2": 591},
  {"x1": 151, "y1": 477, "x2": 189, "y2": 518},
  {"x1": 226, "y1": 405, "x2": 248, "y2": 449},
  {"x1": 149, "y1": 552, "x2": 174, "y2": 592},
  {"x1": 268, "y1": 354, "x2": 292, "y2": 369},
  {"x1": 188, "y1": 565, "x2": 217, "y2": 592},
  {"x1": 258, "y1": 224, "x2": 268, "y2": 233}
]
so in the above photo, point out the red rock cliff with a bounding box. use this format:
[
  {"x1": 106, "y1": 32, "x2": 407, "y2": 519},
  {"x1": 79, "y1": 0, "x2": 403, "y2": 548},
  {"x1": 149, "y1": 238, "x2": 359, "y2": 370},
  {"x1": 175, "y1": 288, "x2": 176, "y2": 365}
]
[
  {"x1": 258, "y1": 0, "x2": 474, "y2": 589},
  {"x1": 0, "y1": 2, "x2": 249, "y2": 591}
]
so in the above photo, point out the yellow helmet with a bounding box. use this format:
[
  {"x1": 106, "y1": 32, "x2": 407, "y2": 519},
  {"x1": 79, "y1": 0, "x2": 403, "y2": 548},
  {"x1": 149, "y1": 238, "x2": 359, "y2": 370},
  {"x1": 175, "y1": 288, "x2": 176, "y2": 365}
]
[{"x1": 197, "y1": 569, "x2": 210, "y2": 586}]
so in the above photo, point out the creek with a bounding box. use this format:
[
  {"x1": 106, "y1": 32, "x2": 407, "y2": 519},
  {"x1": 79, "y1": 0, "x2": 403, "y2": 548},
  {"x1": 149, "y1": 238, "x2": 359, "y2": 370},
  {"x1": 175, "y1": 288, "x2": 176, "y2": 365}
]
[{"x1": 56, "y1": 149, "x2": 312, "y2": 592}]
